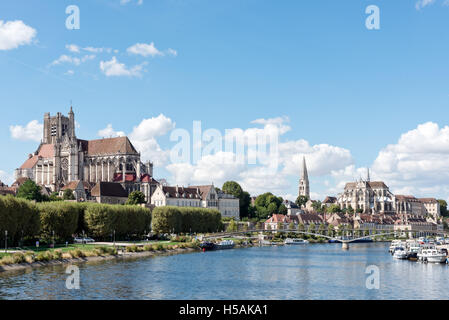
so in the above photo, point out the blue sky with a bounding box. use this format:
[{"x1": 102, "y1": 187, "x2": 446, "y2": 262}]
[{"x1": 1, "y1": 0, "x2": 449, "y2": 201}]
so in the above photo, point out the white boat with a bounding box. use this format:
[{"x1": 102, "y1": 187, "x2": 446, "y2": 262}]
[
  {"x1": 393, "y1": 247, "x2": 408, "y2": 260},
  {"x1": 389, "y1": 240, "x2": 404, "y2": 254},
  {"x1": 284, "y1": 238, "x2": 309, "y2": 245},
  {"x1": 417, "y1": 248, "x2": 447, "y2": 263}
]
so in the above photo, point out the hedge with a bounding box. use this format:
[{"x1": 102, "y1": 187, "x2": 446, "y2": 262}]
[
  {"x1": 84, "y1": 203, "x2": 151, "y2": 240},
  {"x1": 37, "y1": 202, "x2": 82, "y2": 242},
  {"x1": 152, "y1": 206, "x2": 223, "y2": 234},
  {"x1": 0, "y1": 196, "x2": 40, "y2": 245}
]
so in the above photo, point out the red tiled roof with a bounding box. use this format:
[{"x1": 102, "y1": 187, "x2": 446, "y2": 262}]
[
  {"x1": 189, "y1": 185, "x2": 213, "y2": 201},
  {"x1": 162, "y1": 186, "x2": 201, "y2": 199},
  {"x1": 80, "y1": 137, "x2": 138, "y2": 156},
  {"x1": 20, "y1": 155, "x2": 39, "y2": 169},
  {"x1": 91, "y1": 182, "x2": 128, "y2": 198},
  {"x1": 38, "y1": 144, "x2": 55, "y2": 158}
]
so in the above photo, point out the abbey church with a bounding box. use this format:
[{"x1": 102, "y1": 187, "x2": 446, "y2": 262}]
[{"x1": 15, "y1": 108, "x2": 158, "y2": 202}]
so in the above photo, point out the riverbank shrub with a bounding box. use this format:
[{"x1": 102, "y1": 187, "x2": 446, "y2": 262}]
[
  {"x1": 0, "y1": 196, "x2": 40, "y2": 246},
  {"x1": 152, "y1": 206, "x2": 222, "y2": 234},
  {"x1": 37, "y1": 202, "x2": 81, "y2": 242},
  {"x1": 84, "y1": 204, "x2": 151, "y2": 240}
]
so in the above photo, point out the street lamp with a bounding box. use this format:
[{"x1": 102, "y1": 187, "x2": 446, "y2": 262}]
[
  {"x1": 4, "y1": 230, "x2": 7, "y2": 253},
  {"x1": 113, "y1": 230, "x2": 116, "y2": 247},
  {"x1": 52, "y1": 230, "x2": 55, "y2": 248}
]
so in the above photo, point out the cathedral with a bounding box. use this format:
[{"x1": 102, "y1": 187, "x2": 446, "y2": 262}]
[{"x1": 15, "y1": 108, "x2": 158, "y2": 202}]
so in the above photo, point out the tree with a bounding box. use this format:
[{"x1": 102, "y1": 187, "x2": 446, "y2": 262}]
[
  {"x1": 49, "y1": 192, "x2": 62, "y2": 202},
  {"x1": 295, "y1": 195, "x2": 309, "y2": 208},
  {"x1": 312, "y1": 201, "x2": 323, "y2": 213},
  {"x1": 326, "y1": 204, "x2": 342, "y2": 214},
  {"x1": 267, "y1": 202, "x2": 278, "y2": 215},
  {"x1": 438, "y1": 200, "x2": 448, "y2": 217},
  {"x1": 327, "y1": 225, "x2": 335, "y2": 237},
  {"x1": 16, "y1": 179, "x2": 43, "y2": 202},
  {"x1": 278, "y1": 204, "x2": 288, "y2": 215},
  {"x1": 127, "y1": 191, "x2": 146, "y2": 205},
  {"x1": 63, "y1": 189, "x2": 76, "y2": 200},
  {"x1": 288, "y1": 222, "x2": 295, "y2": 231},
  {"x1": 227, "y1": 219, "x2": 238, "y2": 232},
  {"x1": 222, "y1": 181, "x2": 251, "y2": 219}
]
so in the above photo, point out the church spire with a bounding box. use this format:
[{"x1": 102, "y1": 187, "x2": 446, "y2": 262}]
[
  {"x1": 299, "y1": 156, "x2": 310, "y2": 199},
  {"x1": 367, "y1": 168, "x2": 371, "y2": 182}
]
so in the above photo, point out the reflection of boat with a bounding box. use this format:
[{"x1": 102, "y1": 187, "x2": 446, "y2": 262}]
[{"x1": 284, "y1": 238, "x2": 309, "y2": 245}]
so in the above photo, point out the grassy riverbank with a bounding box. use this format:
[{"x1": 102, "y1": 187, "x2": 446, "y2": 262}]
[{"x1": 0, "y1": 238, "x2": 255, "y2": 270}]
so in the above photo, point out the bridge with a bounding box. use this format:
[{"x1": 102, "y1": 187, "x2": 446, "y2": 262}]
[{"x1": 204, "y1": 228, "x2": 449, "y2": 249}]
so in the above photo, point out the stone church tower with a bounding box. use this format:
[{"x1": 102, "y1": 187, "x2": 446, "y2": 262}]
[{"x1": 298, "y1": 156, "x2": 310, "y2": 199}]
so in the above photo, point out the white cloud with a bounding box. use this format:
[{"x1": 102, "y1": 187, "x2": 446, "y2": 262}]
[
  {"x1": 83, "y1": 46, "x2": 113, "y2": 54},
  {"x1": 10, "y1": 120, "x2": 42, "y2": 142},
  {"x1": 371, "y1": 122, "x2": 449, "y2": 195},
  {"x1": 65, "y1": 44, "x2": 80, "y2": 53},
  {"x1": 166, "y1": 48, "x2": 178, "y2": 57},
  {"x1": 120, "y1": 0, "x2": 143, "y2": 5},
  {"x1": 166, "y1": 152, "x2": 245, "y2": 187},
  {"x1": 98, "y1": 124, "x2": 125, "y2": 138},
  {"x1": 0, "y1": 20, "x2": 36, "y2": 51},
  {"x1": 129, "y1": 114, "x2": 176, "y2": 166},
  {"x1": 415, "y1": 0, "x2": 435, "y2": 10},
  {"x1": 166, "y1": 116, "x2": 354, "y2": 196},
  {"x1": 64, "y1": 70, "x2": 75, "y2": 76},
  {"x1": 127, "y1": 42, "x2": 163, "y2": 57},
  {"x1": 50, "y1": 54, "x2": 95, "y2": 66},
  {"x1": 0, "y1": 170, "x2": 14, "y2": 185},
  {"x1": 99, "y1": 56, "x2": 146, "y2": 77},
  {"x1": 322, "y1": 122, "x2": 449, "y2": 200}
]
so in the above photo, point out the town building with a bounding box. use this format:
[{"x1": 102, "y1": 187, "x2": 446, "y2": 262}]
[
  {"x1": 337, "y1": 178, "x2": 396, "y2": 214},
  {"x1": 150, "y1": 184, "x2": 240, "y2": 220},
  {"x1": 14, "y1": 109, "x2": 159, "y2": 204},
  {"x1": 0, "y1": 181, "x2": 15, "y2": 196},
  {"x1": 91, "y1": 182, "x2": 129, "y2": 205}
]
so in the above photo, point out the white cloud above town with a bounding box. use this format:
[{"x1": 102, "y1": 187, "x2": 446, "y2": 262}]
[
  {"x1": 9, "y1": 115, "x2": 449, "y2": 202},
  {"x1": 0, "y1": 20, "x2": 36, "y2": 51},
  {"x1": 99, "y1": 56, "x2": 147, "y2": 77},
  {"x1": 98, "y1": 124, "x2": 125, "y2": 138},
  {"x1": 9, "y1": 120, "x2": 42, "y2": 142},
  {"x1": 0, "y1": 170, "x2": 14, "y2": 185}
]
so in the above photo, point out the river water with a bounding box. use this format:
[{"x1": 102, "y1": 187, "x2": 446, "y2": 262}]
[{"x1": 0, "y1": 243, "x2": 448, "y2": 300}]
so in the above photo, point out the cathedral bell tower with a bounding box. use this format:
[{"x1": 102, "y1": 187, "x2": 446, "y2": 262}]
[{"x1": 299, "y1": 156, "x2": 310, "y2": 199}]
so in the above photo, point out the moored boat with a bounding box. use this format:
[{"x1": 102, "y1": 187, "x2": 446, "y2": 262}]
[
  {"x1": 284, "y1": 238, "x2": 309, "y2": 245},
  {"x1": 417, "y1": 248, "x2": 447, "y2": 263},
  {"x1": 393, "y1": 247, "x2": 408, "y2": 260}
]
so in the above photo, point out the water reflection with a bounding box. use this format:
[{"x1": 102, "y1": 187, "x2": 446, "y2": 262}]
[{"x1": 0, "y1": 243, "x2": 448, "y2": 300}]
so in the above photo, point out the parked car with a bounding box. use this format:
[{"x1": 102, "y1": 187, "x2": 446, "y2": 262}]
[
  {"x1": 74, "y1": 237, "x2": 84, "y2": 243},
  {"x1": 73, "y1": 237, "x2": 95, "y2": 243}
]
